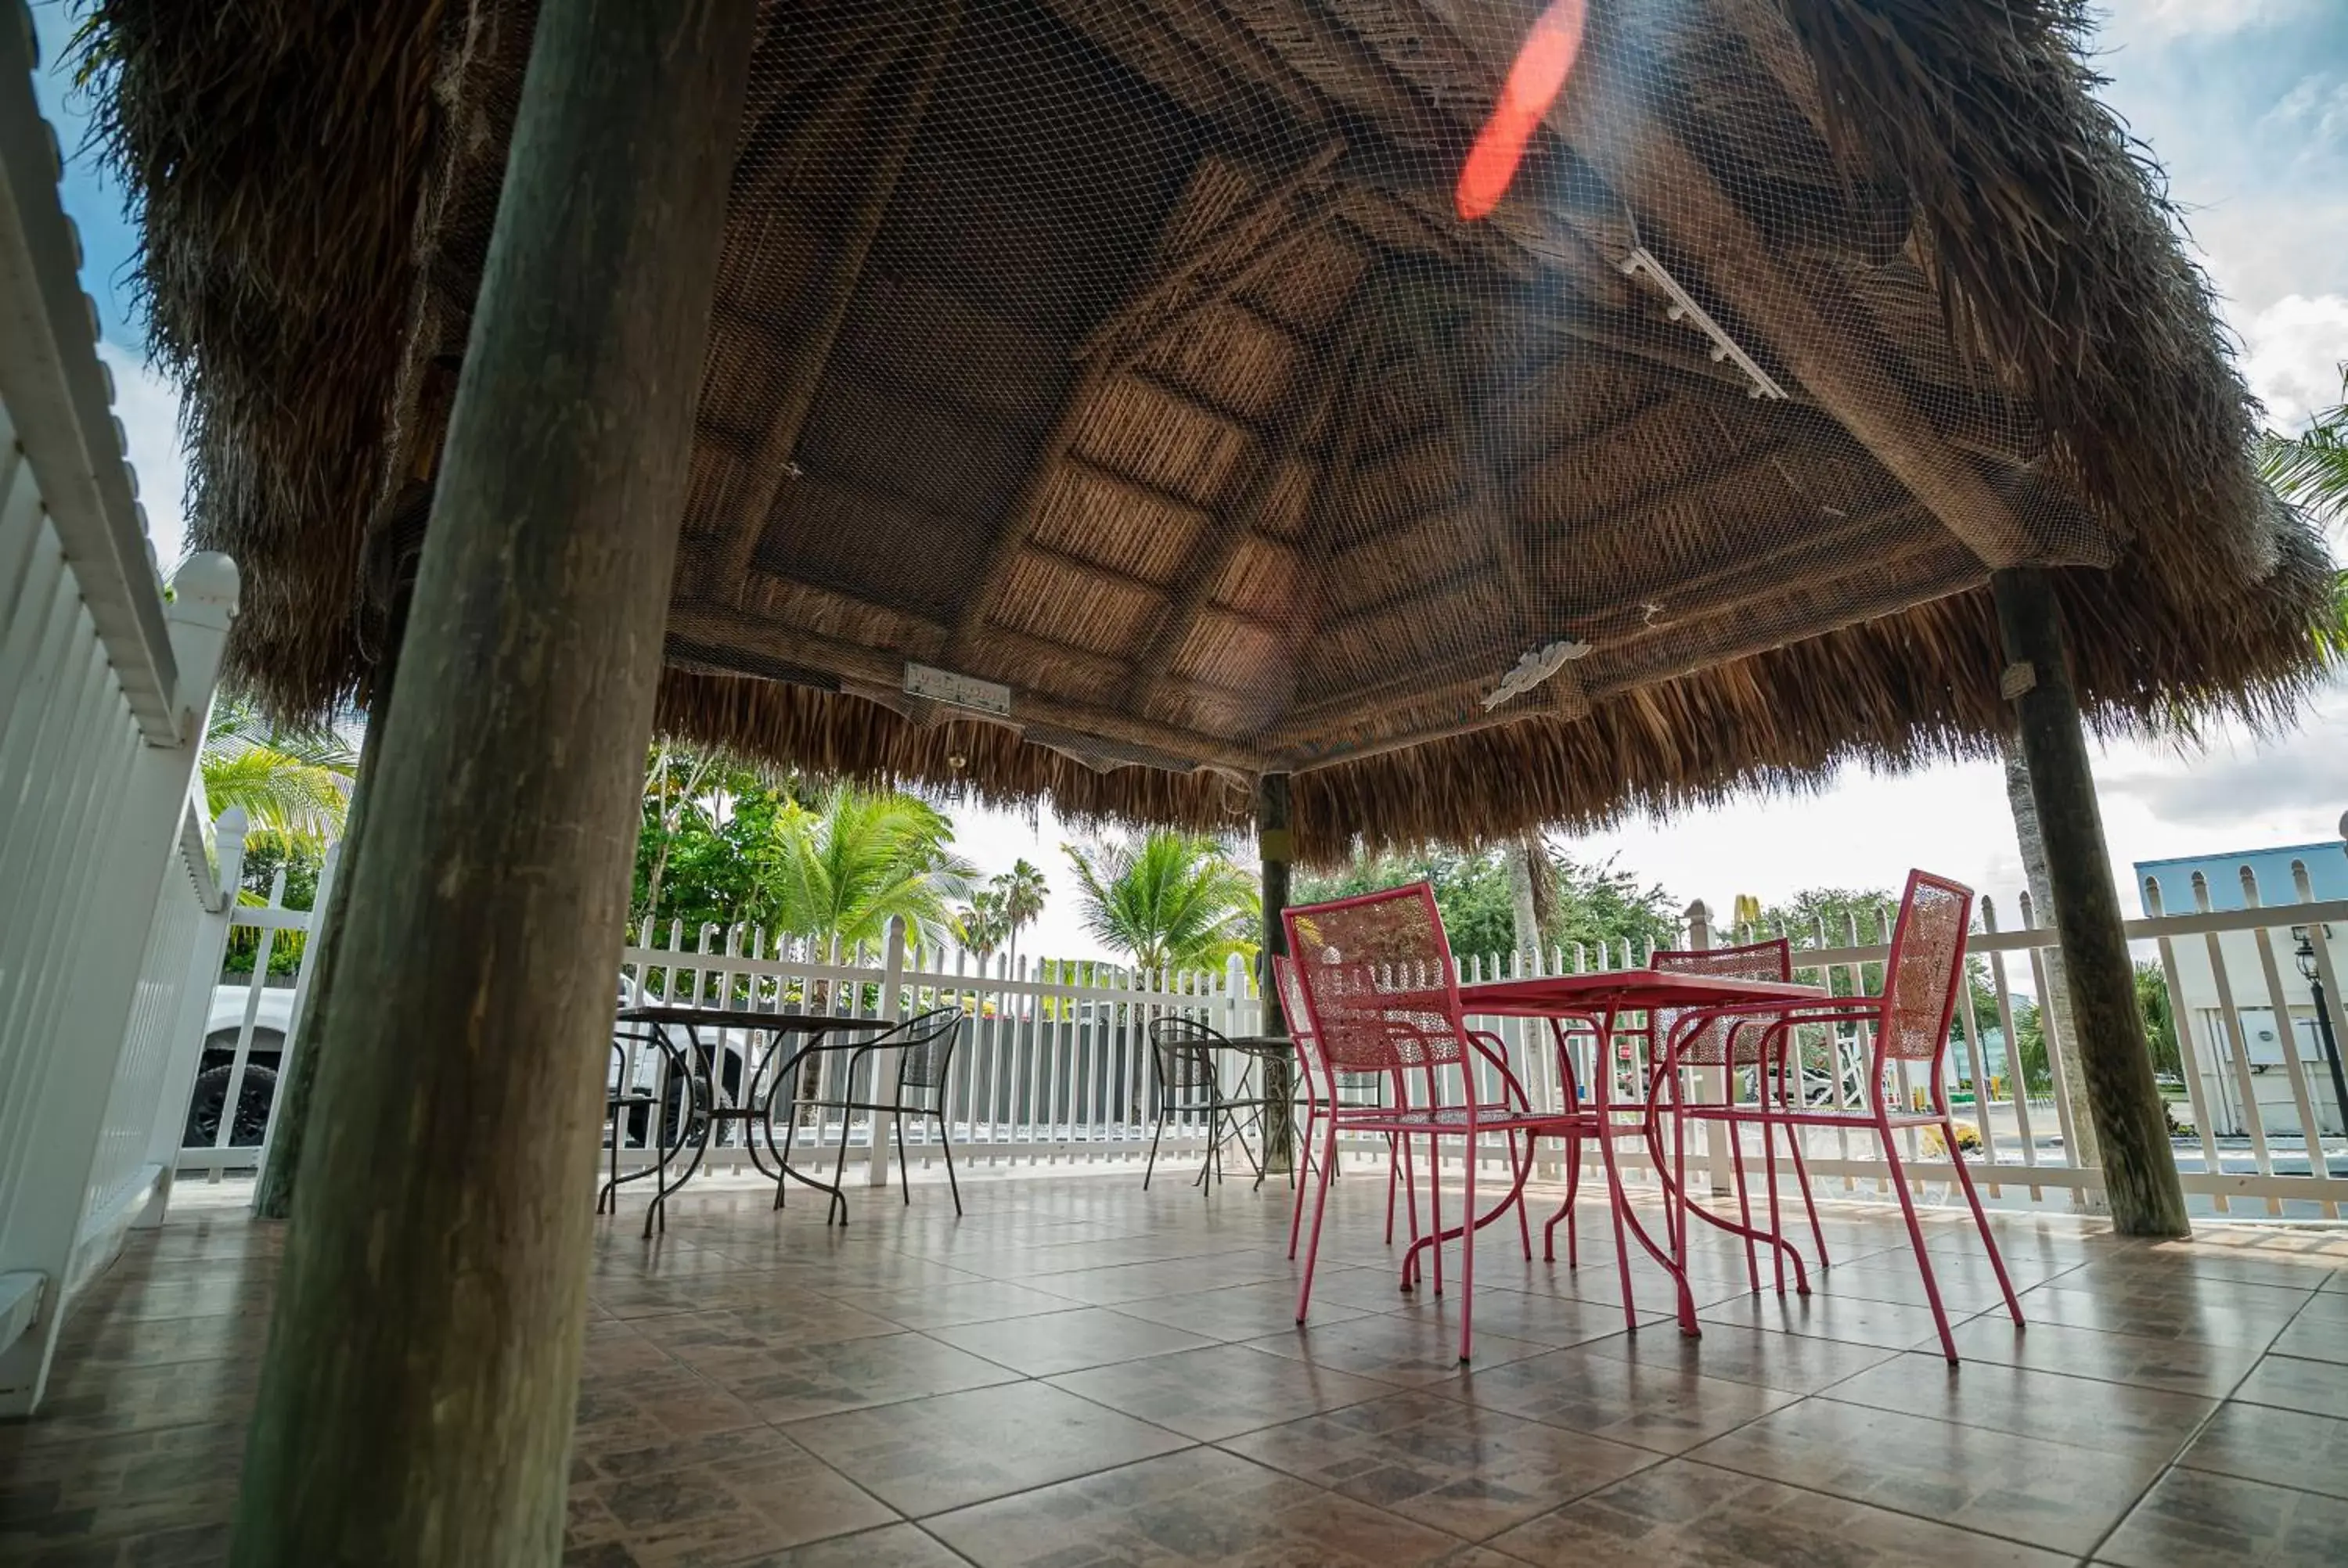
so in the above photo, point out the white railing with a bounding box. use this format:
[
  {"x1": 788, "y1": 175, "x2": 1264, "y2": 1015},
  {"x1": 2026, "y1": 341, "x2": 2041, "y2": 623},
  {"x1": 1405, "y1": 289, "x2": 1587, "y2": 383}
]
[
  {"x1": 191, "y1": 857, "x2": 2348, "y2": 1225},
  {"x1": 614, "y1": 920, "x2": 1277, "y2": 1176},
  {"x1": 0, "y1": 26, "x2": 239, "y2": 1415},
  {"x1": 1710, "y1": 873, "x2": 2348, "y2": 1220},
  {"x1": 176, "y1": 843, "x2": 333, "y2": 1178}
]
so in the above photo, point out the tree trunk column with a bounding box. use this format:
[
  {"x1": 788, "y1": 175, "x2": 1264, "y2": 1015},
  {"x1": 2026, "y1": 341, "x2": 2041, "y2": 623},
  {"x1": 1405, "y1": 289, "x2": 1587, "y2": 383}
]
[
  {"x1": 229, "y1": 4, "x2": 755, "y2": 1563},
  {"x1": 1990, "y1": 567, "x2": 2189, "y2": 1238},
  {"x1": 1258, "y1": 774, "x2": 1295, "y2": 1176}
]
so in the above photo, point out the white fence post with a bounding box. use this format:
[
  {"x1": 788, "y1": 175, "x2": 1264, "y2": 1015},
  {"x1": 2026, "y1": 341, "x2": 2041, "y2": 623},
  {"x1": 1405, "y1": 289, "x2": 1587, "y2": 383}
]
[
  {"x1": 241, "y1": 834, "x2": 333, "y2": 1201},
  {"x1": 135, "y1": 808, "x2": 250, "y2": 1225},
  {"x1": 866, "y1": 916, "x2": 907, "y2": 1186}
]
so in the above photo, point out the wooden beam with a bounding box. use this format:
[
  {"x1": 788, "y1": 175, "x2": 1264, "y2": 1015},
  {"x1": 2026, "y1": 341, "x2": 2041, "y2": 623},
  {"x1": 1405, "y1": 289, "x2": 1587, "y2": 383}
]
[
  {"x1": 1078, "y1": 140, "x2": 1345, "y2": 367},
  {"x1": 1271, "y1": 645, "x2": 1537, "y2": 742},
  {"x1": 1564, "y1": 501, "x2": 1933, "y2": 642},
  {"x1": 675, "y1": 603, "x2": 1266, "y2": 773},
  {"x1": 1260, "y1": 266, "x2": 1409, "y2": 690},
  {"x1": 1424, "y1": 322, "x2": 1587, "y2": 719},
  {"x1": 1991, "y1": 566, "x2": 2191, "y2": 1235},
  {"x1": 228, "y1": 4, "x2": 757, "y2": 1560},
  {"x1": 1533, "y1": 22, "x2": 2098, "y2": 570},
  {"x1": 1284, "y1": 505, "x2": 1950, "y2": 745},
  {"x1": 1595, "y1": 547, "x2": 1985, "y2": 691},
  {"x1": 1282, "y1": 708, "x2": 1536, "y2": 772},
  {"x1": 1323, "y1": 438, "x2": 1799, "y2": 639},
  {"x1": 1126, "y1": 279, "x2": 1370, "y2": 714},
  {"x1": 952, "y1": 147, "x2": 1341, "y2": 661},
  {"x1": 697, "y1": 8, "x2": 959, "y2": 596},
  {"x1": 1058, "y1": 455, "x2": 1219, "y2": 530}
]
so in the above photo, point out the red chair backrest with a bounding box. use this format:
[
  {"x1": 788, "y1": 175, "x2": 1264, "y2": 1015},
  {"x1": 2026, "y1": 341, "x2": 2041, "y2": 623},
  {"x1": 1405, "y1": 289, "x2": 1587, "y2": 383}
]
[
  {"x1": 1878, "y1": 870, "x2": 1974, "y2": 1065},
  {"x1": 1283, "y1": 883, "x2": 1467, "y2": 1074},
  {"x1": 1651, "y1": 937, "x2": 1793, "y2": 1065}
]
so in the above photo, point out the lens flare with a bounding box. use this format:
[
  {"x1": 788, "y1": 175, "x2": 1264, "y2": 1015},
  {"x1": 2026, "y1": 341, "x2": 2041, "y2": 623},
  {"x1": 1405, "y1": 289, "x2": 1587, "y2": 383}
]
[{"x1": 1456, "y1": 0, "x2": 1588, "y2": 221}]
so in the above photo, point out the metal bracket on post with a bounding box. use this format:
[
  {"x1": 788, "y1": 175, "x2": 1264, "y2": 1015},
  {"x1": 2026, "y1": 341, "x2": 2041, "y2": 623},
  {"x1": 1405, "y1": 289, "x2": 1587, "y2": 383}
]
[{"x1": 866, "y1": 917, "x2": 907, "y2": 1187}]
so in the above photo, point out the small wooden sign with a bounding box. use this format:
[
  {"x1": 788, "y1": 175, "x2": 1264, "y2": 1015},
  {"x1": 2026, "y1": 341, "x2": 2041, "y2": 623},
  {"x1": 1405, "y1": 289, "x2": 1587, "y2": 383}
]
[
  {"x1": 1999, "y1": 661, "x2": 2038, "y2": 700},
  {"x1": 904, "y1": 662, "x2": 1013, "y2": 716}
]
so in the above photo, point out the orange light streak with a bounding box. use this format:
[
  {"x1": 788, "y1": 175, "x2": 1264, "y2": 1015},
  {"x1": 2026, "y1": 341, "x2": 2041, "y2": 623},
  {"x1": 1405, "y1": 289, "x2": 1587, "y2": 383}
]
[{"x1": 1456, "y1": 0, "x2": 1588, "y2": 221}]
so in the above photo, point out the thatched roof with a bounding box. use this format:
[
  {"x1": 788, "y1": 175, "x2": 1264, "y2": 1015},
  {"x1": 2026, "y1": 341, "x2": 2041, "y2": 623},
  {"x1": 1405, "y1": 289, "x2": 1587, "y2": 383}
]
[{"x1": 81, "y1": 0, "x2": 2335, "y2": 859}]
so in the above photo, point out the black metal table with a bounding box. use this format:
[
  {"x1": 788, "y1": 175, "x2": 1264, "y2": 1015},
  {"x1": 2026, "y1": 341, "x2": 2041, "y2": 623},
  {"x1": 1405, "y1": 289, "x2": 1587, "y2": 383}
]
[{"x1": 609, "y1": 1005, "x2": 892, "y2": 1235}]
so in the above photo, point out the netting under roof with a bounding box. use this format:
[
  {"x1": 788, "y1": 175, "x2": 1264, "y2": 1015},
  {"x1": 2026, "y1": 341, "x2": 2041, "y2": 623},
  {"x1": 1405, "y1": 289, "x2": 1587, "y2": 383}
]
[
  {"x1": 642, "y1": 0, "x2": 2112, "y2": 776},
  {"x1": 94, "y1": 0, "x2": 2325, "y2": 848}
]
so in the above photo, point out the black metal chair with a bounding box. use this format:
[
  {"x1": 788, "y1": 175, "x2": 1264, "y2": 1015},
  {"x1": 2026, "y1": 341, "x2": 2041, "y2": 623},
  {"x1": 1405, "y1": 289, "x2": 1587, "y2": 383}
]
[
  {"x1": 599, "y1": 1020, "x2": 697, "y2": 1228},
  {"x1": 769, "y1": 1006, "x2": 965, "y2": 1221},
  {"x1": 1143, "y1": 1015, "x2": 1284, "y2": 1194}
]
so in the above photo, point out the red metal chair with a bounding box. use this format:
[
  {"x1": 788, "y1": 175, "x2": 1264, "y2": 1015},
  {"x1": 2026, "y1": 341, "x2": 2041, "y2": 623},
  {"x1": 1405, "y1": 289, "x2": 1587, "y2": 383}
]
[
  {"x1": 1644, "y1": 938, "x2": 1825, "y2": 1293},
  {"x1": 1657, "y1": 871, "x2": 2024, "y2": 1361},
  {"x1": 1284, "y1": 883, "x2": 1579, "y2": 1362},
  {"x1": 1275, "y1": 955, "x2": 1418, "y2": 1261}
]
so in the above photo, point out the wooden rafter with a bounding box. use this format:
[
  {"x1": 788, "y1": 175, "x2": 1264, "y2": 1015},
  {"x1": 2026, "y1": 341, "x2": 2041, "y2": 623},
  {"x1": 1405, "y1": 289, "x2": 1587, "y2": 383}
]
[
  {"x1": 1125, "y1": 262, "x2": 1373, "y2": 717},
  {"x1": 1078, "y1": 141, "x2": 1346, "y2": 367},
  {"x1": 1326, "y1": 432, "x2": 1799, "y2": 638},
  {"x1": 950, "y1": 142, "x2": 1345, "y2": 663},
  {"x1": 694, "y1": 8, "x2": 960, "y2": 597},
  {"x1": 1424, "y1": 317, "x2": 1587, "y2": 719},
  {"x1": 1250, "y1": 264, "x2": 1409, "y2": 730},
  {"x1": 672, "y1": 602, "x2": 1266, "y2": 772},
  {"x1": 1536, "y1": 25, "x2": 2100, "y2": 569}
]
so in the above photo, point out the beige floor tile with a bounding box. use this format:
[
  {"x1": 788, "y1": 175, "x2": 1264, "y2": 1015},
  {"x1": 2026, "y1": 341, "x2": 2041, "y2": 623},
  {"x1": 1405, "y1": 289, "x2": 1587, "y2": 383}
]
[
  {"x1": 2098, "y1": 1466, "x2": 2348, "y2": 1567},
  {"x1": 785, "y1": 1380, "x2": 1191, "y2": 1515},
  {"x1": 924, "y1": 1306, "x2": 1218, "y2": 1376},
  {"x1": 1688, "y1": 1397, "x2": 2159, "y2": 1555},
  {"x1": 1046, "y1": 1341, "x2": 1393, "y2": 1440},
  {"x1": 925, "y1": 1445, "x2": 1459, "y2": 1567},
  {"x1": 1438, "y1": 1344, "x2": 1799, "y2": 1455},
  {"x1": 1219, "y1": 1388, "x2": 1660, "y2": 1540},
  {"x1": 2179, "y1": 1401, "x2": 2348, "y2": 1501},
  {"x1": 1489, "y1": 1458, "x2": 2076, "y2": 1566},
  {"x1": 1825, "y1": 1350, "x2": 2217, "y2": 1459}
]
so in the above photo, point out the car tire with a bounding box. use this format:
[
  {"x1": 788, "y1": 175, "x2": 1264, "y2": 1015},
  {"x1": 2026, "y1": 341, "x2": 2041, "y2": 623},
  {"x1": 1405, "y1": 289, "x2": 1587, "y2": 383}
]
[{"x1": 183, "y1": 1063, "x2": 279, "y2": 1149}]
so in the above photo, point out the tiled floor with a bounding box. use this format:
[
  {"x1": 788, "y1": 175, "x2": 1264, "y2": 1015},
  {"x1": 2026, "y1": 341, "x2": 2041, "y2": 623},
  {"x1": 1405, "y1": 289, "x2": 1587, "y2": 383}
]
[{"x1": 5, "y1": 1166, "x2": 2348, "y2": 1566}]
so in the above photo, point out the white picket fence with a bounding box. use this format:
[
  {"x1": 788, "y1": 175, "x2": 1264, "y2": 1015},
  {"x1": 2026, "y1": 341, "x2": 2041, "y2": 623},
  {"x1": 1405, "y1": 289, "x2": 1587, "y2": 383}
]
[
  {"x1": 575, "y1": 871, "x2": 2348, "y2": 1219},
  {"x1": 0, "y1": 24, "x2": 243, "y2": 1415}
]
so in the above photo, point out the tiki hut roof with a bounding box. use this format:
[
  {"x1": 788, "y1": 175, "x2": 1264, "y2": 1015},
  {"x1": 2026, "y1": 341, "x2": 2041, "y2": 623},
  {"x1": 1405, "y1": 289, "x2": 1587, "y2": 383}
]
[{"x1": 82, "y1": 0, "x2": 2335, "y2": 858}]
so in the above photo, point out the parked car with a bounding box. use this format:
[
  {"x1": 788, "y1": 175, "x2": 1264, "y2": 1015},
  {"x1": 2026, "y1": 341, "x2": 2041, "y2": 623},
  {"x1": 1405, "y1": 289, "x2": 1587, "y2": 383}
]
[
  {"x1": 185, "y1": 973, "x2": 771, "y2": 1152},
  {"x1": 182, "y1": 985, "x2": 294, "y2": 1148}
]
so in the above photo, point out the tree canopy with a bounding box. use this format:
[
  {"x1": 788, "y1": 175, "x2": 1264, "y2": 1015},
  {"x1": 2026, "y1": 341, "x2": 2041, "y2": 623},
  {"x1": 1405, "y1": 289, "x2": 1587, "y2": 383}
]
[
  {"x1": 200, "y1": 694, "x2": 356, "y2": 854},
  {"x1": 1295, "y1": 845, "x2": 1677, "y2": 963},
  {"x1": 1064, "y1": 832, "x2": 1258, "y2": 974}
]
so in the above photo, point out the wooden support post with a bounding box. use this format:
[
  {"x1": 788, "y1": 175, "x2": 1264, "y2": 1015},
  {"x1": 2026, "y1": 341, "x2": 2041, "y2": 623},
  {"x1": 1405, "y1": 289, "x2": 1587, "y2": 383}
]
[
  {"x1": 1257, "y1": 772, "x2": 1295, "y2": 1176},
  {"x1": 1990, "y1": 567, "x2": 2190, "y2": 1238},
  {"x1": 228, "y1": 4, "x2": 755, "y2": 1563}
]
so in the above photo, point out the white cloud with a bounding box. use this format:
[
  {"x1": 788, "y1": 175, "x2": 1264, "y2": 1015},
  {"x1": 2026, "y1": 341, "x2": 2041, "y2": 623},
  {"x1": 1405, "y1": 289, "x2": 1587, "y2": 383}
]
[
  {"x1": 2235, "y1": 292, "x2": 2348, "y2": 430},
  {"x1": 98, "y1": 346, "x2": 189, "y2": 573},
  {"x1": 2262, "y1": 72, "x2": 2348, "y2": 147},
  {"x1": 2100, "y1": 688, "x2": 2348, "y2": 836},
  {"x1": 2103, "y1": 0, "x2": 2310, "y2": 45}
]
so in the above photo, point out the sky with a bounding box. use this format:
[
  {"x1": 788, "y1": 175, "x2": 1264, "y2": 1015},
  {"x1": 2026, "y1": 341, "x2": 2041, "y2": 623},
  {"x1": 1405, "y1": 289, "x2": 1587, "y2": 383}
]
[{"x1": 27, "y1": 1, "x2": 2348, "y2": 964}]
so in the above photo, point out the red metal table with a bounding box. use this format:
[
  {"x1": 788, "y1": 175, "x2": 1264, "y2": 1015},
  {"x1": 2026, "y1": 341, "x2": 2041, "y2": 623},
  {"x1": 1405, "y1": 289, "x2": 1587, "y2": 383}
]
[{"x1": 1458, "y1": 972, "x2": 1825, "y2": 1334}]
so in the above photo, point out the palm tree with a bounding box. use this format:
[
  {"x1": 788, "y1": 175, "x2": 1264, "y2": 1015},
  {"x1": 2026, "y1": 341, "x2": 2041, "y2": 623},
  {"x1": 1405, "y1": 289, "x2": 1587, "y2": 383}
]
[
  {"x1": 955, "y1": 886, "x2": 1010, "y2": 963},
  {"x1": 1063, "y1": 832, "x2": 1258, "y2": 976},
  {"x1": 993, "y1": 857, "x2": 1049, "y2": 978},
  {"x1": 199, "y1": 694, "x2": 358, "y2": 853},
  {"x1": 2260, "y1": 369, "x2": 2348, "y2": 661},
  {"x1": 747, "y1": 783, "x2": 974, "y2": 958}
]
